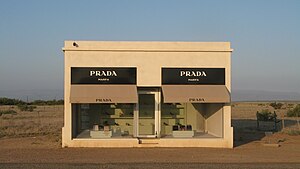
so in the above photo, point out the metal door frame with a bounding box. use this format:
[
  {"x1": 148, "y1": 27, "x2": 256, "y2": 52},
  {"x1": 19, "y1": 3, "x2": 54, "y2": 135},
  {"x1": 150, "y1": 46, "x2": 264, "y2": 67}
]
[{"x1": 134, "y1": 88, "x2": 161, "y2": 138}]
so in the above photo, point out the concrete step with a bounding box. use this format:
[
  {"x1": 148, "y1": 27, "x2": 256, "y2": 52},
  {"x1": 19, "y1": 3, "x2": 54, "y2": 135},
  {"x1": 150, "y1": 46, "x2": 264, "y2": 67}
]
[{"x1": 138, "y1": 138, "x2": 160, "y2": 144}]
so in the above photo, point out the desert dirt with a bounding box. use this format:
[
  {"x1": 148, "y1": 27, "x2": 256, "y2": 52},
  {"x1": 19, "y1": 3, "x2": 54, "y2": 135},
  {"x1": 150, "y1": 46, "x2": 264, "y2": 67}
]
[{"x1": 0, "y1": 102, "x2": 300, "y2": 168}]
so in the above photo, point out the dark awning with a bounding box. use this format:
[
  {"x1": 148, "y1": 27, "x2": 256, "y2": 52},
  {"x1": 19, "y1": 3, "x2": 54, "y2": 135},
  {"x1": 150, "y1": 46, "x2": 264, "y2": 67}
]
[
  {"x1": 162, "y1": 85, "x2": 230, "y2": 103},
  {"x1": 70, "y1": 85, "x2": 138, "y2": 103}
]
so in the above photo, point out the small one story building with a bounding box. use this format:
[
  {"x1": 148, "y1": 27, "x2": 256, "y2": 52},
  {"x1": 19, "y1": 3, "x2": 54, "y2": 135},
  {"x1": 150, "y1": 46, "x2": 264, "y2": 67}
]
[{"x1": 62, "y1": 41, "x2": 233, "y2": 148}]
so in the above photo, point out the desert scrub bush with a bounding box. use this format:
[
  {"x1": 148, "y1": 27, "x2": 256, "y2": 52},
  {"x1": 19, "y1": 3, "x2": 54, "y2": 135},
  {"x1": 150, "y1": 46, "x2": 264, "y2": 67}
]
[
  {"x1": 256, "y1": 109, "x2": 275, "y2": 121},
  {"x1": 0, "y1": 110, "x2": 17, "y2": 116},
  {"x1": 287, "y1": 104, "x2": 300, "y2": 117},
  {"x1": 32, "y1": 99, "x2": 64, "y2": 105},
  {"x1": 0, "y1": 97, "x2": 64, "y2": 106},
  {"x1": 287, "y1": 104, "x2": 294, "y2": 108},
  {"x1": 0, "y1": 97, "x2": 26, "y2": 105},
  {"x1": 17, "y1": 104, "x2": 37, "y2": 112},
  {"x1": 0, "y1": 129, "x2": 5, "y2": 138},
  {"x1": 270, "y1": 102, "x2": 283, "y2": 109}
]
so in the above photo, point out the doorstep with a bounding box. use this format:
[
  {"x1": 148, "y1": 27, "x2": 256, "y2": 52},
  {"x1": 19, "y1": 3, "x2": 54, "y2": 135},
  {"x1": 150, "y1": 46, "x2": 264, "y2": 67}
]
[{"x1": 138, "y1": 138, "x2": 160, "y2": 144}]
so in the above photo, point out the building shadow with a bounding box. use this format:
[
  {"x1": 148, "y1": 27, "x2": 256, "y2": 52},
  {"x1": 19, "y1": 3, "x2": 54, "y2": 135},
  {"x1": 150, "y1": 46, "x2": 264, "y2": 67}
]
[{"x1": 232, "y1": 119, "x2": 298, "y2": 147}]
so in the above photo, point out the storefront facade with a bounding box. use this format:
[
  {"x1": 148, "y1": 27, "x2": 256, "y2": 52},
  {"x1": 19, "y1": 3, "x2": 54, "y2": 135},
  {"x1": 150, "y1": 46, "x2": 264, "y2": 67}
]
[{"x1": 62, "y1": 41, "x2": 233, "y2": 148}]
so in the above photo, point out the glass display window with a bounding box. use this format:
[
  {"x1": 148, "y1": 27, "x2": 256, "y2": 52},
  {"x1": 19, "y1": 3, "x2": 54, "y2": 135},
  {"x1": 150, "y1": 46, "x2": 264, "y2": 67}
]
[
  {"x1": 72, "y1": 103, "x2": 134, "y2": 139},
  {"x1": 161, "y1": 103, "x2": 223, "y2": 138}
]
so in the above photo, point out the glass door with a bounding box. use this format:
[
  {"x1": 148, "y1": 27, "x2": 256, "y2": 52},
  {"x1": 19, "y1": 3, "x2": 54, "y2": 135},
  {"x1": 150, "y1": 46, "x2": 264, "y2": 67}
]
[{"x1": 137, "y1": 90, "x2": 160, "y2": 138}]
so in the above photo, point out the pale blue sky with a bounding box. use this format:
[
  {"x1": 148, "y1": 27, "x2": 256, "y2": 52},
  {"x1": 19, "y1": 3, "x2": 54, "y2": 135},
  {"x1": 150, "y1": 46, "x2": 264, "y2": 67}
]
[{"x1": 0, "y1": 0, "x2": 300, "y2": 99}]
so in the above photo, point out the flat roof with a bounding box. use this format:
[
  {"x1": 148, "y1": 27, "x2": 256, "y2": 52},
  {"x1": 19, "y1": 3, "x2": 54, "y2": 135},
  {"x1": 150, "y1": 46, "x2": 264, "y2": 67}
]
[{"x1": 63, "y1": 41, "x2": 233, "y2": 52}]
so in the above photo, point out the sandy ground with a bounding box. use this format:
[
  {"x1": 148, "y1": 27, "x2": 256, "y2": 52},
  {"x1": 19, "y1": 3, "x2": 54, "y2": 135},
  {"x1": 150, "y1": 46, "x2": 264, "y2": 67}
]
[
  {"x1": 1, "y1": 163, "x2": 299, "y2": 169},
  {"x1": 0, "y1": 103, "x2": 300, "y2": 168},
  {"x1": 0, "y1": 133, "x2": 299, "y2": 164}
]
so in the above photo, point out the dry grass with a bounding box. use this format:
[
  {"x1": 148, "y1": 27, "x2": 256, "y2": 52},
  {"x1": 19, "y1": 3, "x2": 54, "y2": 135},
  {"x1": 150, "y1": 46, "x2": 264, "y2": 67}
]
[
  {"x1": 0, "y1": 105, "x2": 63, "y2": 141},
  {"x1": 231, "y1": 101, "x2": 300, "y2": 119}
]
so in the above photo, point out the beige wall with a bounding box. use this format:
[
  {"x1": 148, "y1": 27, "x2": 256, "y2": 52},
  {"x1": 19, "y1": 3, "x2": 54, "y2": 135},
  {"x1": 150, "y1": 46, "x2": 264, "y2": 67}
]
[
  {"x1": 205, "y1": 104, "x2": 224, "y2": 137},
  {"x1": 63, "y1": 41, "x2": 233, "y2": 148},
  {"x1": 63, "y1": 41, "x2": 231, "y2": 89},
  {"x1": 65, "y1": 51, "x2": 231, "y2": 88},
  {"x1": 187, "y1": 103, "x2": 205, "y2": 132}
]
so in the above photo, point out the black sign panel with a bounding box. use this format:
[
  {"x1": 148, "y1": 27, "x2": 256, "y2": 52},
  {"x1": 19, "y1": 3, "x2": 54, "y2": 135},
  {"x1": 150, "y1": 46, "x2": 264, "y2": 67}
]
[
  {"x1": 162, "y1": 68, "x2": 225, "y2": 85},
  {"x1": 71, "y1": 67, "x2": 136, "y2": 84}
]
